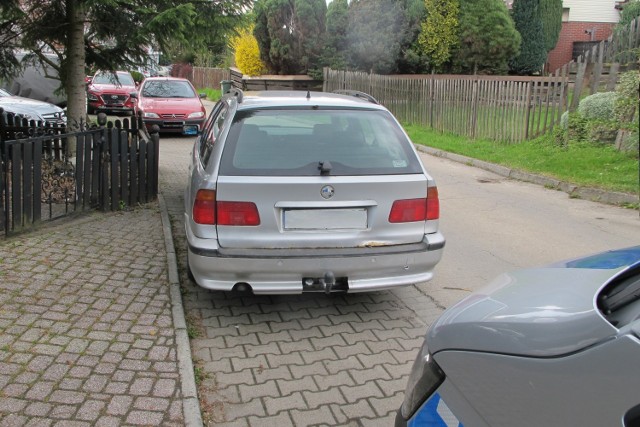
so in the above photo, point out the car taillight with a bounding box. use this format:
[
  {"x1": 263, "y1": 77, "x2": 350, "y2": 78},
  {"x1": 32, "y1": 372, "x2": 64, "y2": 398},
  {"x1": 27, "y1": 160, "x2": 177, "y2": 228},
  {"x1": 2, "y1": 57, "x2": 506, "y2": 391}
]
[
  {"x1": 192, "y1": 190, "x2": 260, "y2": 226},
  {"x1": 217, "y1": 202, "x2": 260, "y2": 226},
  {"x1": 389, "y1": 199, "x2": 427, "y2": 223},
  {"x1": 389, "y1": 186, "x2": 440, "y2": 223},
  {"x1": 426, "y1": 186, "x2": 440, "y2": 220},
  {"x1": 193, "y1": 189, "x2": 216, "y2": 225}
]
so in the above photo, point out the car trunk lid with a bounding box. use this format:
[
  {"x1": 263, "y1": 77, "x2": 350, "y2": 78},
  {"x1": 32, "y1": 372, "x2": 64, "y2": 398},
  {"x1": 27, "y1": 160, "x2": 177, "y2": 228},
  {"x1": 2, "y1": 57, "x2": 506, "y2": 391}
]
[{"x1": 215, "y1": 174, "x2": 431, "y2": 249}]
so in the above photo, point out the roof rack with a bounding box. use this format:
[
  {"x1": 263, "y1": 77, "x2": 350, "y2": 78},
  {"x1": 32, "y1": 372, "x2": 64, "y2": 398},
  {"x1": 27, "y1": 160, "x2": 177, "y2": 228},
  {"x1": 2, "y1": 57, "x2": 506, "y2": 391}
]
[
  {"x1": 227, "y1": 87, "x2": 244, "y2": 103},
  {"x1": 332, "y1": 90, "x2": 379, "y2": 105}
]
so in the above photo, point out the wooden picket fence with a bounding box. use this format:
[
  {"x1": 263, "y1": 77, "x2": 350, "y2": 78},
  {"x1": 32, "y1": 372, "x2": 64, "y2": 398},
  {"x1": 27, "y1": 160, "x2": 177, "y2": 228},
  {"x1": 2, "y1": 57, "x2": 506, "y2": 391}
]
[
  {"x1": 324, "y1": 68, "x2": 569, "y2": 143},
  {"x1": 0, "y1": 114, "x2": 159, "y2": 236},
  {"x1": 189, "y1": 67, "x2": 231, "y2": 90}
]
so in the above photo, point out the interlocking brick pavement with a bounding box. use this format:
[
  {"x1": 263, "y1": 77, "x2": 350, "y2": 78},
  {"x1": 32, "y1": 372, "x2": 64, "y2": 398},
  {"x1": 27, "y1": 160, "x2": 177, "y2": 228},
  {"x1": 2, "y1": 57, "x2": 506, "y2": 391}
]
[
  {"x1": 0, "y1": 208, "x2": 185, "y2": 426},
  {"x1": 158, "y1": 121, "x2": 446, "y2": 426},
  {"x1": 0, "y1": 117, "x2": 447, "y2": 427}
]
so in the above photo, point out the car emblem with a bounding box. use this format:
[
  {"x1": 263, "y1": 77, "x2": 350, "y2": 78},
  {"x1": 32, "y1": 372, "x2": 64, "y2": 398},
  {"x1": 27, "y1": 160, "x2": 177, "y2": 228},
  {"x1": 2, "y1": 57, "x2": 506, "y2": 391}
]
[
  {"x1": 320, "y1": 185, "x2": 334, "y2": 199},
  {"x1": 111, "y1": 95, "x2": 118, "y2": 100},
  {"x1": 172, "y1": 114, "x2": 176, "y2": 118}
]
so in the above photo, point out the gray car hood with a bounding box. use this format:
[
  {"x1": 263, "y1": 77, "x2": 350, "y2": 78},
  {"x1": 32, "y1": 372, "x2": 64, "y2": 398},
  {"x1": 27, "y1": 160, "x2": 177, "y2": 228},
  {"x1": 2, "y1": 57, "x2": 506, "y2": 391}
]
[
  {"x1": 0, "y1": 95, "x2": 64, "y2": 116},
  {"x1": 428, "y1": 247, "x2": 640, "y2": 357}
]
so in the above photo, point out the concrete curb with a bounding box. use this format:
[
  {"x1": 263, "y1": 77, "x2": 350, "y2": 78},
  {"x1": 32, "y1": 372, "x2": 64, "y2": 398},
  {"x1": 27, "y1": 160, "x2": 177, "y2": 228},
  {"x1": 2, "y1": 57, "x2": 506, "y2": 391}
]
[
  {"x1": 416, "y1": 145, "x2": 639, "y2": 207},
  {"x1": 158, "y1": 194, "x2": 204, "y2": 427}
]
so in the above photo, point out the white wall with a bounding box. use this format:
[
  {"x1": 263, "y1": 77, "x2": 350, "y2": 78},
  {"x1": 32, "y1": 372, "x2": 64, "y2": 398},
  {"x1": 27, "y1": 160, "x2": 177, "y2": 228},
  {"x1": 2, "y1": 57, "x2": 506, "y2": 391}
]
[{"x1": 563, "y1": 0, "x2": 621, "y2": 23}]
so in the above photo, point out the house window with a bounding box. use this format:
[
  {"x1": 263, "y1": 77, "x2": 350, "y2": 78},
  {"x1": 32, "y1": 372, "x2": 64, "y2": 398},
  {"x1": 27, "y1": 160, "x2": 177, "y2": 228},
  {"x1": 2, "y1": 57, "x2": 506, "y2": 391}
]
[{"x1": 562, "y1": 8, "x2": 570, "y2": 22}]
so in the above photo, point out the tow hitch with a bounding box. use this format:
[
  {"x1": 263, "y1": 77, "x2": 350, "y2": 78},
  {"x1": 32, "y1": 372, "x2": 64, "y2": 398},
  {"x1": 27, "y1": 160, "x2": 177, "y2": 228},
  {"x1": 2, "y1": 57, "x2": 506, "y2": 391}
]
[{"x1": 302, "y1": 272, "x2": 348, "y2": 293}]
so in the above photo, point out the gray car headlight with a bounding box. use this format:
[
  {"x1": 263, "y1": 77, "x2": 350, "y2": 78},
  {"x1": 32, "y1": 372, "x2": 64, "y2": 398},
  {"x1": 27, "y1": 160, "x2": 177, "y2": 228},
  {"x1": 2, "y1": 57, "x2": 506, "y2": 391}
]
[{"x1": 400, "y1": 343, "x2": 445, "y2": 419}]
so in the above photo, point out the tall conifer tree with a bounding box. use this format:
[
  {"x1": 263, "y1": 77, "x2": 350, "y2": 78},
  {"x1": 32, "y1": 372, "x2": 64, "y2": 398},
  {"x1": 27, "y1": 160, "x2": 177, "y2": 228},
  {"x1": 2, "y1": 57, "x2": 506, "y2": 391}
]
[
  {"x1": 540, "y1": 0, "x2": 562, "y2": 53},
  {"x1": 509, "y1": 0, "x2": 547, "y2": 75}
]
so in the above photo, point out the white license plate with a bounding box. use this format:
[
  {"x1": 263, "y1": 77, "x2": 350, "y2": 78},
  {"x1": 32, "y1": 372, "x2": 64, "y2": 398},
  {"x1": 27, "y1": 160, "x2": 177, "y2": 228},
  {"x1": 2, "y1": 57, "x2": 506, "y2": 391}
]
[{"x1": 284, "y1": 208, "x2": 367, "y2": 230}]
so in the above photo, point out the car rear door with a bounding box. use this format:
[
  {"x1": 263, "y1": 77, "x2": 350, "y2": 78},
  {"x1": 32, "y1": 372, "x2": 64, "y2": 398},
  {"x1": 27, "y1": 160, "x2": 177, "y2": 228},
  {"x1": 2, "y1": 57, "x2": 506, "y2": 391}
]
[{"x1": 214, "y1": 108, "x2": 437, "y2": 250}]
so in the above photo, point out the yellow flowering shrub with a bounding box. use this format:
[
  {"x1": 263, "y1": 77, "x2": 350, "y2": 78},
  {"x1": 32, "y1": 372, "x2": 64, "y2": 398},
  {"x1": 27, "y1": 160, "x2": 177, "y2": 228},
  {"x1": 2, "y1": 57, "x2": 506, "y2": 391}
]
[{"x1": 231, "y1": 27, "x2": 266, "y2": 77}]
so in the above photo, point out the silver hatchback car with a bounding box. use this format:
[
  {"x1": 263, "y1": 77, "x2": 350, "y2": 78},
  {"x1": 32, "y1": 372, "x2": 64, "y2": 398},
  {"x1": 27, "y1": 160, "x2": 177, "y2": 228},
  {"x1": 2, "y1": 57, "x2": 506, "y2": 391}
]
[{"x1": 184, "y1": 89, "x2": 444, "y2": 294}]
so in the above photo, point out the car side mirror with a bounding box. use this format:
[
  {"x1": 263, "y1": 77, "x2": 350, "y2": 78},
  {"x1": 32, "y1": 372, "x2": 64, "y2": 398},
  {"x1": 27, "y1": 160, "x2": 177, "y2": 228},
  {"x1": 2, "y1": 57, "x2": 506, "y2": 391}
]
[
  {"x1": 199, "y1": 93, "x2": 206, "y2": 99},
  {"x1": 130, "y1": 92, "x2": 138, "y2": 98}
]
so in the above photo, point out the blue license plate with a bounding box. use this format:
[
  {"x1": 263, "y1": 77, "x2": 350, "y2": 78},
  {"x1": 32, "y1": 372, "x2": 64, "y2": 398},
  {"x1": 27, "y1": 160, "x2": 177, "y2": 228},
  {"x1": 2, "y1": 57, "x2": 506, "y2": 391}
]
[
  {"x1": 409, "y1": 392, "x2": 464, "y2": 427},
  {"x1": 183, "y1": 125, "x2": 198, "y2": 135}
]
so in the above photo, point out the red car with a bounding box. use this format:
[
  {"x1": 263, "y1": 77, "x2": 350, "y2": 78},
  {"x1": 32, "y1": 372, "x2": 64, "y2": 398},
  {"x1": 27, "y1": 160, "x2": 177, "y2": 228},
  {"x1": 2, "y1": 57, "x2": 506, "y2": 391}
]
[
  {"x1": 135, "y1": 77, "x2": 206, "y2": 135},
  {"x1": 86, "y1": 71, "x2": 138, "y2": 115}
]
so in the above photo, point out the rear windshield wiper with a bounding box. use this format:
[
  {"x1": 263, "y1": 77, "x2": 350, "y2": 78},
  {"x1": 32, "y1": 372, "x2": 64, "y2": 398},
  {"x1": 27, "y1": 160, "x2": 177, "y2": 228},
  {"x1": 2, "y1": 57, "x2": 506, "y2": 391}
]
[{"x1": 318, "y1": 161, "x2": 332, "y2": 175}]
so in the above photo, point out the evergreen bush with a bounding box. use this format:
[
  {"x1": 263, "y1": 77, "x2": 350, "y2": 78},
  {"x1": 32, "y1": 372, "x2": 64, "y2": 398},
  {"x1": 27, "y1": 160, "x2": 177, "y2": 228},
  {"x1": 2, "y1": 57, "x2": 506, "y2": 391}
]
[
  {"x1": 577, "y1": 91, "x2": 618, "y2": 121},
  {"x1": 614, "y1": 70, "x2": 640, "y2": 127}
]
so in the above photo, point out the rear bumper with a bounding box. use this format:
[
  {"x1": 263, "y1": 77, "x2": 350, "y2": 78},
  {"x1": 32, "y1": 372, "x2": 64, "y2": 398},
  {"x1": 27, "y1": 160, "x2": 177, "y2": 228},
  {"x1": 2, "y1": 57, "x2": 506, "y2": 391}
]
[{"x1": 185, "y1": 219, "x2": 445, "y2": 294}]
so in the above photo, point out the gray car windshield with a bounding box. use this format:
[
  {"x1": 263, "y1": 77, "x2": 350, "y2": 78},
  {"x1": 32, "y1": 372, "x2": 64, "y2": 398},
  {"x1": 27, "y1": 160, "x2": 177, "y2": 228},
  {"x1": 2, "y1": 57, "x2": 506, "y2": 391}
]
[{"x1": 220, "y1": 108, "x2": 422, "y2": 176}]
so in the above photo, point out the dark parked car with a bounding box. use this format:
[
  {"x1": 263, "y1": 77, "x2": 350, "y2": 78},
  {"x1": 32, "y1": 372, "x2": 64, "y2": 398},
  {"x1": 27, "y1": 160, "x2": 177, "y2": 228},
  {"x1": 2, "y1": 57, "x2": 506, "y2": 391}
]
[
  {"x1": 0, "y1": 88, "x2": 66, "y2": 125},
  {"x1": 397, "y1": 246, "x2": 640, "y2": 427}
]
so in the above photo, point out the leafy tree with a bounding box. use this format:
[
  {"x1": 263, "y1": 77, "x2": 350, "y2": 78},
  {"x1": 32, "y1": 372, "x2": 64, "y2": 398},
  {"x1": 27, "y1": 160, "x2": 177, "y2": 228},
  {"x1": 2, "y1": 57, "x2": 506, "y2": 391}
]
[
  {"x1": 451, "y1": 0, "x2": 521, "y2": 75},
  {"x1": 539, "y1": 0, "x2": 562, "y2": 52},
  {"x1": 232, "y1": 26, "x2": 266, "y2": 76},
  {"x1": 346, "y1": 0, "x2": 408, "y2": 74},
  {"x1": 0, "y1": 0, "x2": 249, "y2": 129},
  {"x1": 616, "y1": 0, "x2": 640, "y2": 28},
  {"x1": 613, "y1": 1, "x2": 640, "y2": 63},
  {"x1": 509, "y1": 0, "x2": 546, "y2": 75},
  {"x1": 322, "y1": 0, "x2": 349, "y2": 70},
  {"x1": 0, "y1": 2, "x2": 21, "y2": 82},
  {"x1": 417, "y1": 0, "x2": 459, "y2": 72},
  {"x1": 253, "y1": 0, "x2": 326, "y2": 75}
]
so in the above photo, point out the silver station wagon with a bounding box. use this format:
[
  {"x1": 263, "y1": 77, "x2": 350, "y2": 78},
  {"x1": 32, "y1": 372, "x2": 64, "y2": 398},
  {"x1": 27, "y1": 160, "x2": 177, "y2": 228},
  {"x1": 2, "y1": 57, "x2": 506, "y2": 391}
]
[{"x1": 184, "y1": 89, "x2": 445, "y2": 294}]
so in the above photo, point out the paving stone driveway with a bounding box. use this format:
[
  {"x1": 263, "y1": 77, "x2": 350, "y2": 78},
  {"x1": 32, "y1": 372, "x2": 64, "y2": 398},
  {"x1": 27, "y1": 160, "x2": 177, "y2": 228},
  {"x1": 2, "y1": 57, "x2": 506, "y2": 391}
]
[
  {"x1": 159, "y1": 136, "x2": 446, "y2": 427},
  {"x1": 0, "y1": 208, "x2": 184, "y2": 426}
]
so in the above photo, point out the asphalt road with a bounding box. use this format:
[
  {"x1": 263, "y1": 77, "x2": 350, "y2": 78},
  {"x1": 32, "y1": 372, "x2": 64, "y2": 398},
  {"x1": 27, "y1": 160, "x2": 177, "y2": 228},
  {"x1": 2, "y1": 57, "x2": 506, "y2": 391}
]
[
  {"x1": 417, "y1": 152, "x2": 640, "y2": 308},
  {"x1": 157, "y1": 126, "x2": 639, "y2": 426}
]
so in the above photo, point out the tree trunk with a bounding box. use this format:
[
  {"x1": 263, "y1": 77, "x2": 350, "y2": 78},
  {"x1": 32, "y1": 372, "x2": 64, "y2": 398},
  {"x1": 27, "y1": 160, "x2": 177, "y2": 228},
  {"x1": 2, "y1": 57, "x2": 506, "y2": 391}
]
[{"x1": 64, "y1": 0, "x2": 87, "y2": 155}]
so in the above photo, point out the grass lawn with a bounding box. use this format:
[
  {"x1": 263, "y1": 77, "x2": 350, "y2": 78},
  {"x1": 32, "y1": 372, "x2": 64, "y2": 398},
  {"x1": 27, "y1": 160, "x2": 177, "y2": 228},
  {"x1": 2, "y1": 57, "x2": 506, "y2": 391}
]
[{"x1": 404, "y1": 124, "x2": 639, "y2": 197}]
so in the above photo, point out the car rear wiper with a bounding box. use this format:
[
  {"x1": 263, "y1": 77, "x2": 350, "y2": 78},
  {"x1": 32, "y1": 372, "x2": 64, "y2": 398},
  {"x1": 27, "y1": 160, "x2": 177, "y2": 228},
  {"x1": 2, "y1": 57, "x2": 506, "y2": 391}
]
[{"x1": 318, "y1": 161, "x2": 332, "y2": 175}]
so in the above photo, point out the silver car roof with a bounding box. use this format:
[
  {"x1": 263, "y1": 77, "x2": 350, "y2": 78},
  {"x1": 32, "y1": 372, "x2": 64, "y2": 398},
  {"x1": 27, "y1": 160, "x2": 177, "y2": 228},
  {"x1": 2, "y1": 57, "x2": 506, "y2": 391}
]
[{"x1": 232, "y1": 91, "x2": 389, "y2": 111}]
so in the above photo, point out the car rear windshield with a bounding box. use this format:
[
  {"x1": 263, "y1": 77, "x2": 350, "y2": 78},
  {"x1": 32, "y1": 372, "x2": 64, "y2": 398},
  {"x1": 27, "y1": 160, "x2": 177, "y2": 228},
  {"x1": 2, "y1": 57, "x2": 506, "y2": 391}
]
[
  {"x1": 141, "y1": 81, "x2": 196, "y2": 98},
  {"x1": 219, "y1": 108, "x2": 423, "y2": 176}
]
